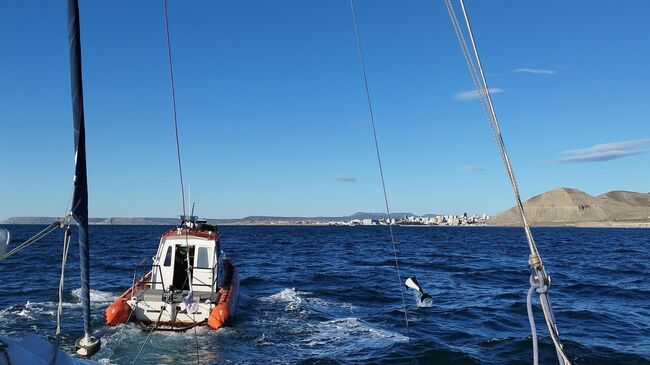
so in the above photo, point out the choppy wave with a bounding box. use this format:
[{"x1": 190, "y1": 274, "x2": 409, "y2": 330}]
[
  {"x1": 261, "y1": 287, "x2": 356, "y2": 314},
  {"x1": 1, "y1": 224, "x2": 649, "y2": 364}
]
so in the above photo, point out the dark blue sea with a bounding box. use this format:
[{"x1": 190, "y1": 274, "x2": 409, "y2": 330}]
[{"x1": 0, "y1": 225, "x2": 648, "y2": 364}]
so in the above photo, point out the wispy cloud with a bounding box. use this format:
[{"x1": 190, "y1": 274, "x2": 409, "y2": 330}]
[
  {"x1": 335, "y1": 174, "x2": 358, "y2": 182},
  {"x1": 454, "y1": 88, "x2": 503, "y2": 101},
  {"x1": 563, "y1": 139, "x2": 650, "y2": 155},
  {"x1": 513, "y1": 67, "x2": 557, "y2": 75},
  {"x1": 555, "y1": 150, "x2": 646, "y2": 164},
  {"x1": 350, "y1": 117, "x2": 367, "y2": 127},
  {"x1": 458, "y1": 165, "x2": 486, "y2": 173},
  {"x1": 554, "y1": 138, "x2": 650, "y2": 164}
]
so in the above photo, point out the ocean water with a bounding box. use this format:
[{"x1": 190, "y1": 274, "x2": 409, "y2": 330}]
[{"x1": 0, "y1": 224, "x2": 648, "y2": 365}]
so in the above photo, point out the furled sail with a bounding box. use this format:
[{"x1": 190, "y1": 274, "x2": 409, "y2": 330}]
[{"x1": 67, "y1": 0, "x2": 100, "y2": 357}]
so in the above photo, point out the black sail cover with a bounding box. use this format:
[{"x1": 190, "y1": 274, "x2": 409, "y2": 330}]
[{"x1": 68, "y1": 0, "x2": 91, "y2": 338}]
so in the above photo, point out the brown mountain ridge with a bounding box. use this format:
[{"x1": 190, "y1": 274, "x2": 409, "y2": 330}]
[{"x1": 489, "y1": 188, "x2": 650, "y2": 227}]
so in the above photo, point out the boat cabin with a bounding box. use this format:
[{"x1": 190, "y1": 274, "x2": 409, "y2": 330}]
[
  {"x1": 106, "y1": 215, "x2": 238, "y2": 331},
  {"x1": 151, "y1": 216, "x2": 221, "y2": 294}
]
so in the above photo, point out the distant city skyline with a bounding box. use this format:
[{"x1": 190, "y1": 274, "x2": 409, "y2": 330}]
[{"x1": 2, "y1": 1, "x2": 649, "y2": 220}]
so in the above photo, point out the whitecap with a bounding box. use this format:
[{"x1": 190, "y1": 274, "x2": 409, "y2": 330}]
[
  {"x1": 261, "y1": 288, "x2": 304, "y2": 311},
  {"x1": 302, "y1": 317, "x2": 408, "y2": 355},
  {"x1": 261, "y1": 288, "x2": 356, "y2": 314},
  {"x1": 71, "y1": 288, "x2": 116, "y2": 304}
]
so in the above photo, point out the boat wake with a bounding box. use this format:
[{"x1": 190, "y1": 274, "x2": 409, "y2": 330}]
[
  {"x1": 302, "y1": 317, "x2": 408, "y2": 354},
  {"x1": 261, "y1": 287, "x2": 357, "y2": 313},
  {"x1": 254, "y1": 288, "x2": 407, "y2": 360},
  {"x1": 0, "y1": 288, "x2": 116, "y2": 335}
]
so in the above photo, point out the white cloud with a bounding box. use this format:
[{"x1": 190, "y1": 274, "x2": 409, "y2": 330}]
[
  {"x1": 513, "y1": 68, "x2": 557, "y2": 75},
  {"x1": 562, "y1": 138, "x2": 650, "y2": 155},
  {"x1": 555, "y1": 150, "x2": 646, "y2": 164},
  {"x1": 554, "y1": 138, "x2": 650, "y2": 164},
  {"x1": 335, "y1": 174, "x2": 358, "y2": 182},
  {"x1": 454, "y1": 88, "x2": 503, "y2": 101},
  {"x1": 458, "y1": 165, "x2": 486, "y2": 172}
]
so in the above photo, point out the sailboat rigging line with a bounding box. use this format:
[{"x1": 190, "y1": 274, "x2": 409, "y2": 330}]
[
  {"x1": 192, "y1": 313, "x2": 200, "y2": 364},
  {"x1": 160, "y1": 6, "x2": 200, "y2": 360},
  {"x1": 132, "y1": 308, "x2": 165, "y2": 365},
  {"x1": 348, "y1": 0, "x2": 412, "y2": 342},
  {"x1": 443, "y1": 0, "x2": 507, "y2": 173},
  {"x1": 0, "y1": 220, "x2": 62, "y2": 261},
  {"x1": 162, "y1": 0, "x2": 187, "y2": 218},
  {"x1": 50, "y1": 226, "x2": 71, "y2": 365},
  {"x1": 111, "y1": 301, "x2": 138, "y2": 358},
  {"x1": 455, "y1": 0, "x2": 537, "y2": 259},
  {"x1": 447, "y1": 1, "x2": 571, "y2": 364}
]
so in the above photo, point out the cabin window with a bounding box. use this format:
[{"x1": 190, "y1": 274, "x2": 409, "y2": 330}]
[
  {"x1": 196, "y1": 247, "x2": 210, "y2": 268},
  {"x1": 163, "y1": 246, "x2": 172, "y2": 266}
]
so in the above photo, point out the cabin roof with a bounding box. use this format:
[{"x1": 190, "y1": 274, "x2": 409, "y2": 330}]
[{"x1": 160, "y1": 227, "x2": 217, "y2": 240}]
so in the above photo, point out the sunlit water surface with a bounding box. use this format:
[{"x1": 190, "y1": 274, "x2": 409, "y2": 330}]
[{"x1": 1, "y1": 225, "x2": 648, "y2": 364}]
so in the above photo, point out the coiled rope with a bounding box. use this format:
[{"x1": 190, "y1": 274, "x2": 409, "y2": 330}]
[
  {"x1": 348, "y1": 0, "x2": 412, "y2": 342},
  {"x1": 444, "y1": 1, "x2": 571, "y2": 364}
]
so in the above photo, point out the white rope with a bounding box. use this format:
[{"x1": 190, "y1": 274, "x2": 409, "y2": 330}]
[
  {"x1": 49, "y1": 227, "x2": 72, "y2": 365},
  {"x1": 348, "y1": 0, "x2": 412, "y2": 342},
  {"x1": 527, "y1": 275, "x2": 540, "y2": 365}
]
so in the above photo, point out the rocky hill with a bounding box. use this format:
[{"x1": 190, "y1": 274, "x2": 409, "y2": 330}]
[{"x1": 489, "y1": 188, "x2": 650, "y2": 227}]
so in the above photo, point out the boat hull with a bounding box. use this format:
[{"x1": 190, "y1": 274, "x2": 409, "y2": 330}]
[{"x1": 105, "y1": 260, "x2": 239, "y2": 331}]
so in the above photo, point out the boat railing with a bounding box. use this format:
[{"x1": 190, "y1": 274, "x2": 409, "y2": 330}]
[
  {"x1": 130, "y1": 258, "x2": 148, "y2": 299},
  {"x1": 192, "y1": 266, "x2": 215, "y2": 293},
  {"x1": 192, "y1": 258, "x2": 223, "y2": 298},
  {"x1": 130, "y1": 259, "x2": 167, "y2": 299},
  {"x1": 149, "y1": 264, "x2": 167, "y2": 291}
]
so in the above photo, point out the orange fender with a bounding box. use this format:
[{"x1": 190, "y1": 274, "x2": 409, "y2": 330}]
[
  {"x1": 105, "y1": 298, "x2": 131, "y2": 326},
  {"x1": 208, "y1": 261, "x2": 238, "y2": 330},
  {"x1": 208, "y1": 298, "x2": 231, "y2": 330},
  {"x1": 105, "y1": 271, "x2": 151, "y2": 326}
]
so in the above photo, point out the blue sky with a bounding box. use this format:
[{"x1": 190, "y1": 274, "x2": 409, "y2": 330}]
[{"x1": 1, "y1": 1, "x2": 649, "y2": 219}]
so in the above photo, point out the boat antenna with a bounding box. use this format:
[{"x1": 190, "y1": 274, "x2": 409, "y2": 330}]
[
  {"x1": 67, "y1": 0, "x2": 101, "y2": 357},
  {"x1": 348, "y1": 0, "x2": 412, "y2": 342},
  {"x1": 444, "y1": 1, "x2": 571, "y2": 363}
]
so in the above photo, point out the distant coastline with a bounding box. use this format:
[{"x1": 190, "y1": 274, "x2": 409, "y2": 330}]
[
  {"x1": 0, "y1": 212, "x2": 485, "y2": 227},
  {"x1": 4, "y1": 187, "x2": 649, "y2": 228}
]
